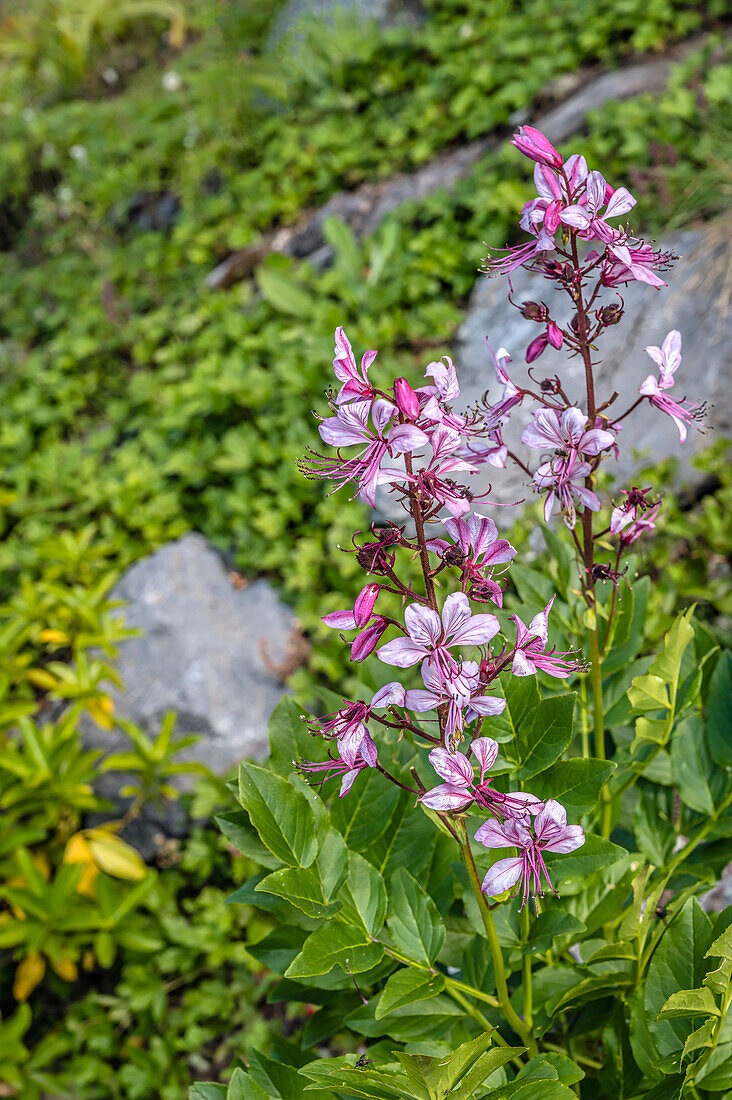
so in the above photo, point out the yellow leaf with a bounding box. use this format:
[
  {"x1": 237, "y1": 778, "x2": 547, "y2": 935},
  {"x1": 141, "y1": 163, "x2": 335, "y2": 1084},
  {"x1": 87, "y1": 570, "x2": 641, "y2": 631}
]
[
  {"x1": 26, "y1": 669, "x2": 60, "y2": 690},
  {"x1": 39, "y1": 629, "x2": 68, "y2": 644},
  {"x1": 64, "y1": 832, "x2": 99, "y2": 895},
  {"x1": 87, "y1": 696, "x2": 115, "y2": 729},
  {"x1": 14, "y1": 953, "x2": 46, "y2": 1001},
  {"x1": 82, "y1": 949, "x2": 95, "y2": 972},
  {"x1": 86, "y1": 831, "x2": 146, "y2": 880},
  {"x1": 50, "y1": 956, "x2": 78, "y2": 982}
]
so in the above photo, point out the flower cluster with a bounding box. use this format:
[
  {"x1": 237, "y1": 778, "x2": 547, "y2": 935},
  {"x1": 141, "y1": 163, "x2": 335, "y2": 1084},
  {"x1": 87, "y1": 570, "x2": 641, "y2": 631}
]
[{"x1": 297, "y1": 124, "x2": 700, "y2": 913}]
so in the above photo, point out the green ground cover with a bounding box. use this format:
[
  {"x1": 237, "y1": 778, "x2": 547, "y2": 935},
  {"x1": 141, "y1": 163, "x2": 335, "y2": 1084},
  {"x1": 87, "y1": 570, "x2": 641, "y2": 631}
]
[{"x1": 0, "y1": 1, "x2": 730, "y2": 1095}]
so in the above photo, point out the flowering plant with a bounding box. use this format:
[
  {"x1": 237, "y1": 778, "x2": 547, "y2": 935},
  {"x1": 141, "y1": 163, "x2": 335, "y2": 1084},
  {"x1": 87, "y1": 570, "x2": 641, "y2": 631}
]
[{"x1": 196, "y1": 129, "x2": 732, "y2": 1100}]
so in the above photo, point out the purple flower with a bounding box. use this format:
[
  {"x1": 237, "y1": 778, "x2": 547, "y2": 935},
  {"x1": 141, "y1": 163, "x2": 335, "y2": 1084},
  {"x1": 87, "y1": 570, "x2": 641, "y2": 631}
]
[
  {"x1": 602, "y1": 240, "x2": 670, "y2": 288},
  {"x1": 618, "y1": 500, "x2": 663, "y2": 546},
  {"x1": 332, "y1": 326, "x2": 377, "y2": 404},
  {"x1": 610, "y1": 486, "x2": 658, "y2": 536},
  {"x1": 521, "y1": 406, "x2": 615, "y2": 458},
  {"x1": 297, "y1": 744, "x2": 376, "y2": 798},
  {"x1": 305, "y1": 683, "x2": 405, "y2": 765},
  {"x1": 427, "y1": 513, "x2": 516, "y2": 608},
  {"x1": 420, "y1": 740, "x2": 543, "y2": 819},
  {"x1": 476, "y1": 799, "x2": 585, "y2": 911},
  {"x1": 510, "y1": 596, "x2": 581, "y2": 678},
  {"x1": 533, "y1": 455, "x2": 600, "y2": 527},
  {"x1": 405, "y1": 660, "x2": 505, "y2": 746},
  {"x1": 639, "y1": 330, "x2": 704, "y2": 443},
  {"x1": 305, "y1": 399, "x2": 428, "y2": 506},
  {"x1": 377, "y1": 592, "x2": 500, "y2": 674},
  {"x1": 560, "y1": 170, "x2": 636, "y2": 244},
  {"x1": 390, "y1": 425, "x2": 478, "y2": 518},
  {"x1": 483, "y1": 344, "x2": 524, "y2": 431}
]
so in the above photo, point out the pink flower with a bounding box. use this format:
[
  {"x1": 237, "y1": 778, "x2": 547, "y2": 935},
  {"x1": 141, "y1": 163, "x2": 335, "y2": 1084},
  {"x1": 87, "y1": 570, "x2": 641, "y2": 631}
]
[
  {"x1": 420, "y1": 740, "x2": 543, "y2": 819},
  {"x1": 610, "y1": 486, "x2": 658, "y2": 535},
  {"x1": 405, "y1": 660, "x2": 505, "y2": 746},
  {"x1": 619, "y1": 500, "x2": 662, "y2": 546},
  {"x1": 476, "y1": 799, "x2": 585, "y2": 910},
  {"x1": 483, "y1": 344, "x2": 524, "y2": 431},
  {"x1": 427, "y1": 512, "x2": 516, "y2": 608},
  {"x1": 332, "y1": 326, "x2": 377, "y2": 404},
  {"x1": 511, "y1": 126, "x2": 563, "y2": 170},
  {"x1": 510, "y1": 596, "x2": 581, "y2": 678},
  {"x1": 560, "y1": 170, "x2": 636, "y2": 244},
  {"x1": 521, "y1": 406, "x2": 615, "y2": 458},
  {"x1": 533, "y1": 455, "x2": 601, "y2": 527},
  {"x1": 639, "y1": 330, "x2": 704, "y2": 443},
  {"x1": 394, "y1": 377, "x2": 421, "y2": 420},
  {"x1": 602, "y1": 240, "x2": 670, "y2": 288},
  {"x1": 526, "y1": 333, "x2": 548, "y2": 363},
  {"x1": 297, "y1": 743, "x2": 376, "y2": 798},
  {"x1": 304, "y1": 399, "x2": 428, "y2": 506},
  {"x1": 377, "y1": 592, "x2": 500, "y2": 675},
  {"x1": 389, "y1": 425, "x2": 478, "y2": 518},
  {"x1": 305, "y1": 683, "x2": 405, "y2": 765}
]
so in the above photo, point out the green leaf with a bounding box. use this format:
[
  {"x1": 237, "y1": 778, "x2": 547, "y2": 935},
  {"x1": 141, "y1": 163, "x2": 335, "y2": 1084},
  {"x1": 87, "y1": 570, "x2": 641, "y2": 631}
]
[
  {"x1": 706, "y1": 923, "x2": 732, "y2": 960},
  {"x1": 329, "y1": 768, "x2": 401, "y2": 851},
  {"x1": 524, "y1": 910, "x2": 585, "y2": 954},
  {"x1": 671, "y1": 712, "x2": 715, "y2": 815},
  {"x1": 658, "y1": 987, "x2": 719, "y2": 1019},
  {"x1": 316, "y1": 827, "x2": 349, "y2": 901},
  {"x1": 650, "y1": 610, "x2": 695, "y2": 687},
  {"x1": 386, "y1": 867, "x2": 444, "y2": 965},
  {"x1": 338, "y1": 852, "x2": 387, "y2": 936},
  {"x1": 247, "y1": 927, "x2": 307, "y2": 974},
  {"x1": 529, "y1": 759, "x2": 614, "y2": 818},
  {"x1": 514, "y1": 693, "x2": 575, "y2": 780},
  {"x1": 545, "y1": 834, "x2": 627, "y2": 883},
  {"x1": 299, "y1": 1056, "x2": 413, "y2": 1100},
  {"x1": 227, "y1": 1068, "x2": 272, "y2": 1100},
  {"x1": 285, "y1": 923, "x2": 382, "y2": 979},
  {"x1": 238, "y1": 762, "x2": 318, "y2": 869},
  {"x1": 628, "y1": 674, "x2": 669, "y2": 712},
  {"x1": 345, "y1": 995, "x2": 462, "y2": 1042},
  {"x1": 216, "y1": 811, "x2": 281, "y2": 869},
  {"x1": 375, "y1": 968, "x2": 445, "y2": 1018},
  {"x1": 603, "y1": 576, "x2": 649, "y2": 673},
  {"x1": 256, "y1": 867, "x2": 340, "y2": 919},
  {"x1": 257, "y1": 265, "x2": 312, "y2": 317},
  {"x1": 706, "y1": 649, "x2": 732, "y2": 766}
]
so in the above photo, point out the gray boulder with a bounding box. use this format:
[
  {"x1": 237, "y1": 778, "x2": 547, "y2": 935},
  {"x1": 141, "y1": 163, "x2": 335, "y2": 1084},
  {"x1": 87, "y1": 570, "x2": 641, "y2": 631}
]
[
  {"x1": 268, "y1": 0, "x2": 423, "y2": 50},
  {"x1": 454, "y1": 225, "x2": 731, "y2": 519},
  {"x1": 85, "y1": 533, "x2": 298, "y2": 774}
]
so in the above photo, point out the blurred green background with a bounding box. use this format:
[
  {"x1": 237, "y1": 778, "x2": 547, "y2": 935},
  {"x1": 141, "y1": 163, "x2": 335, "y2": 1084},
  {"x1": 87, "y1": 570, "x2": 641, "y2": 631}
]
[{"x1": 0, "y1": 1, "x2": 730, "y2": 1096}]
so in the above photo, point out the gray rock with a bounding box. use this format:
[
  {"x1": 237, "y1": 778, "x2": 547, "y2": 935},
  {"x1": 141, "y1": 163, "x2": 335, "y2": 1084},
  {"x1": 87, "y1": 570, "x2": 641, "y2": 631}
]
[
  {"x1": 85, "y1": 533, "x2": 298, "y2": 774},
  {"x1": 268, "y1": 0, "x2": 423, "y2": 51},
  {"x1": 701, "y1": 861, "x2": 732, "y2": 912},
  {"x1": 453, "y1": 225, "x2": 731, "y2": 521}
]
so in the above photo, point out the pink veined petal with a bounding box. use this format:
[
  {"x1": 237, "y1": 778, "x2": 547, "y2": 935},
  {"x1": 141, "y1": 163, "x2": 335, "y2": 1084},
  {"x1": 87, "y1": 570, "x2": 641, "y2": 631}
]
[
  {"x1": 468, "y1": 695, "x2": 506, "y2": 717},
  {"x1": 644, "y1": 344, "x2": 666, "y2": 372},
  {"x1": 420, "y1": 785, "x2": 474, "y2": 811},
  {"x1": 333, "y1": 326, "x2": 356, "y2": 382},
  {"x1": 527, "y1": 596, "x2": 555, "y2": 646},
  {"x1": 481, "y1": 857, "x2": 524, "y2": 897},
  {"x1": 474, "y1": 819, "x2": 515, "y2": 849},
  {"x1": 639, "y1": 374, "x2": 662, "y2": 397},
  {"x1": 512, "y1": 649, "x2": 538, "y2": 677},
  {"x1": 481, "y1": 538, "x2": 517, "y2": 566},
  {"x1": 339, "y1": 769, "x2": 361, "y2": 797},
  {"x1": 322, "y1": 609, "x2": 357, "y2": 629},
  {"x1": 359, "y1": 733, "x2": 378, "y2": 768},
  {"x1": 604, "y1": 186, "x2": 636, "y2": 219},
  {"x1": 361, "y1": 349, "x2": 378, "y2": 373},
  {"x1": 371, "y1": 682, "x2": 406, "y2": 708},
  {"x1": 430, "y1": 425, "x2": 463, "y2": 462},
  {"x1": 404, "y1": 602, "x2": 442, "y2": 646},
  {"x1": 444, "y1": 516, "x2": 471, "y2": 553},
  {"x1": 560, "y1": 204, "x2": 592, "y2": 229},
  {"x1": 358, "y1": 469, "x2": 382, "y2": 509},
  {"x1": 388, "y1": 424, "x2": 429, "y2": 453},
  {"x1": 534, "y1": 798, "x2": 567, "y2": 840},
  {"x1": 467, "y1": 513, "x2": 498, "y2": 555},
  {"x1": 543, "y1": 824, "x2": 585, "y2": 854},
  {"x1": 564, "y1": 153, "x2": 588, "y2": 192},
  {"x1": 319, "y1": 416, "x2": 369, "y2": 448},
  {"x1": 425, "y1": 537, "x2": 451, "y2": 556},
  {"x1": 661, "y1": 329, "x2": 682, "y2": 376},
  {"x1": 585, "y1": 170, "x2": 607, "y2": 213},
  {"x1": 450, "y1": 612, "x2": 500, "y2": 647},
  {"x1": 509, "y1": 613, "x2": 530, "y2": 649},
  {"x1": 377, "y1": 637, "x2": 427, "y2": 668},
  {"x1": 471, "y1": 737, "x2": 499, "y2": 782},
  {"x1": 371, "y1": 398, "x2": 397, "y2": 435},
  {"x1": 428, "y1": 747, "x2": 474, "y2": 786},
  {"x1": 581, "y1": 427, "x2": 615, "y2": 455},
  {"x1": 404, "y1": 688, "x2": 442, "y2": 712},
  {"x1": 576, "y1": 485, "x2": 601, "y2": 512},
  {"x1": 544, "y1": 492, "x2": 556, "y2": 523},
  {"x1": 337, "y1": 723, "x2": 369, "y2": 767},
  {"x1": 441, "y1": 592, "x2": 473, "y2": 640},
  {"x1": 351, "y1": 622, "x2": 386, "y2": 661},
  {"x1": 560, "y1": 407, "x2": 587, "y2": 447},
  {"x1": 354, "y1": 583, "x2": 379, "y2": 627}
]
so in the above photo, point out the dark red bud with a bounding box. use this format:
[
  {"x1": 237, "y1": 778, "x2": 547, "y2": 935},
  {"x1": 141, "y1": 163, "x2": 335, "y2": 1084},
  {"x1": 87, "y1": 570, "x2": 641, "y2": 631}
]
[
  {"x1": 444, "y1": 545, "x2": 467, "y2": 567},
  {"x1": 394, "y1": 377, "x2": 420, "y2": 420},
  {"x1": 599, "y1": 304, "x2": 623, "y2": 325}
]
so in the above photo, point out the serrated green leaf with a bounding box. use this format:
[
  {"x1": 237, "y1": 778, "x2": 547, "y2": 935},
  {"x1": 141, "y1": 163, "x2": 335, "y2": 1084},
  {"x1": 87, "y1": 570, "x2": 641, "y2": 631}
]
[
  {"x1": 238, "y1": 762, "x2": 318, "y2": 869},
  {"x1": 514, "y1": 693, "x2": 575, "y2": 780},
  {"x1": 529, "y1": 759, "x2": 614, "y2": 818},
  {"x1": 375, "y1": 968, "x2": 444, "y2": 1018},
  {"x1": 285, "y1": 923, "x2": 382, "y2": 979},
  {"x1": 658, "y1": 987, "x2": 719, "y2": 1019},
  {"x1": 386, "y1": 867, "x2": 444, "y2": 965},
  {"x1": 338, "y1": 852, "x2": 387, "y2": 936},
  {"x1": 256, "y1": 867, "x2": 340, "y2": 919}
]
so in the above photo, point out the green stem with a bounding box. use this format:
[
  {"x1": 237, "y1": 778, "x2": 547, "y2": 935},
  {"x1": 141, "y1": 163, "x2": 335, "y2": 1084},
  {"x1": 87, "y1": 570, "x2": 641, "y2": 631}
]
[
  {"x1": 579, "y1": 674, "x2": 590, "y2": 760},
  {"x1": 520, "y1": 906, "x2": 532, "y2": 1037},
  {"x1": 458, "y1": 821, "x2": 537, "y2": 1054},
  {"x1": 589, "y1": 625, "x2": 612, "y2": 838}
]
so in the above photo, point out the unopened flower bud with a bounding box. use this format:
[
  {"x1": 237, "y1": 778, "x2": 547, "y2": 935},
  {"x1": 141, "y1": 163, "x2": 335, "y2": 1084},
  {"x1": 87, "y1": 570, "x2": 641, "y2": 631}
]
[
  {"x1": 353, "y1": 583, "x2": 380, "y2": 627},
  {"x1": 526, "y1": 333, "x2": 548, "y2": 363},
  {"x1": 547, "y1": 321, "x2": 563, "y2": 350},
  {"x1": 540, "y1": 375, "x2": 562, "y2": 395},
  {"x1": 394, "y1": 377, "x2": 420, "y2": 420},
  {"x1": 520, "y1": 300, "x2": 546, "y2": 321},
  {"x1": 510, "y1": 125, "x2": 563, "y2": 169},
  {"x1": 351, "y1": 616, "x2": 388, "y2": 661}
]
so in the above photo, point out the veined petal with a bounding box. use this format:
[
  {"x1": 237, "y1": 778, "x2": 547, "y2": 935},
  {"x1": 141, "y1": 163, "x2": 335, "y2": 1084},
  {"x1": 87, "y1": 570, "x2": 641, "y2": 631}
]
[
  {"x1": 388, "y1": 424, "x2": 429, "y2": 454},
  {"x1": 405, "y1": 602, "x2": 442, "y2": 645},
  {"x1": 429, "y1": 747, "x2": 474, "y2": 786},
  {"x1": 527, "y1": 596, "x2": 555, "y2": 646},
  {"x1": 604, "y1": 186, "x2": 636, "y2": 219},
  {"x1": 512, "y1": 648, "x2": 538, "y2": 677},
  {"x1": 481, "y1": 857, "x2": 523, "y2": 897},
  {"x1": 322, "y1": 609, "x2": 357, "y2": 629},
  {"x1": 404, "y1": 688, "x2": 442, "y2": 712},
  {"x1": 371, "y1": 682, "x2": 406, "y2": 708},
  {"x1": 543, "y1": 824, "x2": 585, "y2": 854},
  {"x1": 471, "y1": 737, "x2": 498, "y2": 783},
  {"x1": 339, "y1": 768, "x2": 361, "y2": 797},
  {"x1": 441, "y1": 592, "x2": 473, "y2": 639},
  {"x1": 560, "y1": 205, "x2": 592, "y2": 229},
  {"x1": 420, "y1": 785, "x2": 474, "y2": 811},
  {"x1": 377, "y1": 637, "x2": 427, "y2": 668},
  {"x1": 451, "y1": 612, "x2": 500, "y2": 647},
  {"x1": 469, "y1": 695, "x2": 506, "y2": 717},
  {"x1": 474, "y1": 819, "x2": 515, "y2": 849}
]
